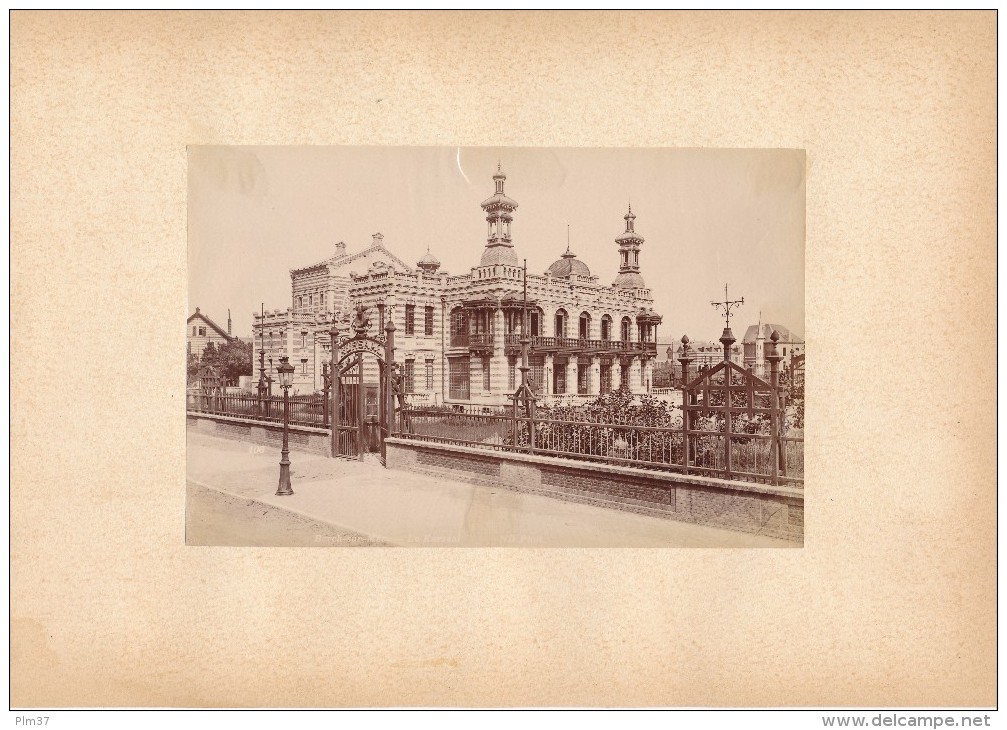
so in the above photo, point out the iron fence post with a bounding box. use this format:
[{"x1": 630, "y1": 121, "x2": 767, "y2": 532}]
[
  {"x1": 329, "y1": 321, "x2": 340, "y2": 458},
  {"x1": 720, "y1": 327, "x2": 736, "y2": 480},
  {"x1": 677, "y1": 335, "x2": 694, "y2": 470},
  {"x1": 766, "y1": 330, "x2": 784, "y2": 485},
  {"x1": 384, "y1": 316, "x2": 396, "y2": 458}
]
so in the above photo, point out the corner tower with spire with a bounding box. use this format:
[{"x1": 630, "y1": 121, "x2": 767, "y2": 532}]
[
  {"x1": 479, "y1": 163, "x2": 520, "y2": 267},
  {"x1": 612, "y1": 204, "x2": 647, "y2": 290}
]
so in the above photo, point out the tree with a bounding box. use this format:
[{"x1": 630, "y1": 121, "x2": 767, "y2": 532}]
[
  {"x1": 187, "y1": 352, "x2": 200, "y2": 384},
  {"x1": 198, "y1": 339, "x2": 253, "y2": 386},
  {"x1": 211, "y1": 339, "x2": 254, "y2": 386}
]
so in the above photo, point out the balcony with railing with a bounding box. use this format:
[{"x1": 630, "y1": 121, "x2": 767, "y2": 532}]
[
  {"x1": 449, "y1": 332, "x2": 495, "y2": 349},
  {"x1": 448, "y1": 332, "x2": 658, "y2": 356},
  {"x1": 503, "y1": 334, "x2": 657, "y2": 356}
]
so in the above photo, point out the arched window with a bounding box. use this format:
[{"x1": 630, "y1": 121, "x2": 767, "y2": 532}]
[
  {"x1": 554, "y1": 309, "x2": 568, "y2": 339},
  {"x1": 578, "y1": 312, "x2": 591, "y2": 339},
  {"x1": 621, "y1": 316, "x2": 632, "y2": 342},
  {"x1": 601, "y1": 315, "x2": 613, "y2": 341}
]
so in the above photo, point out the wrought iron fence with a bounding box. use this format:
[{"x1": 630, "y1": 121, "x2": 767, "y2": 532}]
[
  {"x1": 396, "y1": 388, "x2": 804, "y2": 487},
  {"x1": 186, "y1": 392, "x2": 327, "y2": 428}
]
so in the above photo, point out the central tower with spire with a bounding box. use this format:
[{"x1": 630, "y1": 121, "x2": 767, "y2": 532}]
[
  {"x1": 612, "y1": 204, "x2": 647, "y2": 289},
  {"x1": 479, "y1": 163, "x2": 519, "y2": 267}
]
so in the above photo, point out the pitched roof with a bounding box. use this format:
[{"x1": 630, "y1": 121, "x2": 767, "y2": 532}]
[
  {"x1": 293, "y1": 241, "x2": 414, "y2": 275},
  {"x1": 187, "y1": 308, "x2": 232, "y2": 340},
  {"x1": 741, "y1": 323, "x2": 803, "y2": 344}
]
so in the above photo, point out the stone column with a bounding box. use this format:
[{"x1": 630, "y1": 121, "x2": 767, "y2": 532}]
[
  {"x1": 589, "y1": 356, "x2": 601, "y2": 396},
  {"x1": 642, "y1": 358, "x2": 654, "y2": 393},
  {"x1": 543, "y1": 354, "x2": 554, "y2": 396},
  {"x1": 490, "y1": 307, "x2": 509, "y2": 403},
  {"x1": 613, "y1": 359, "x2": 623, "y2": 391},
  {"x1": 567, "y1": 358, "x2": 579, "y2": 397},
  {"x1": 628, "y1": 356, "x2": 642, "y2": 393}
]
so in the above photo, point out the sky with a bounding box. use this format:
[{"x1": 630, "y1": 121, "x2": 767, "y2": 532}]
[{"x1": 188, "y1": 146, "x2": 805, "y2": 347}]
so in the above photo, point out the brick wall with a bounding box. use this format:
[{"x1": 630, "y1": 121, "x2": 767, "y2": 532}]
[
  {"x1": 386, "y1": 438, "x2": 803, "y2": 542},
  {"x1": 186, "y1": 412, "x2": 331, "y2": 456}
]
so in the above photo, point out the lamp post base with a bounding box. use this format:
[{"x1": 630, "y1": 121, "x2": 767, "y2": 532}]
[{"x1": 276, "y1": 453, "x2": 294, "y2": 496}]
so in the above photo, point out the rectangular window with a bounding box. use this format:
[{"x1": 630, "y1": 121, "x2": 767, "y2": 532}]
[
  {"x1": 620, "y1": 361, "x2": 630, "y2": 389},
  {"x1": 404, "y1": 360, "x2": 415, "y2": 393},
  {"x1": 529, "y1": 356, "x2": 545, "y2": 395},
  {"x1": 600, "y1": 363, "x2": 612, "y2": 394},
  {"x1": 405, "y1": 304, "x2": 415, "y2": 335},
  {"x1": 448, "y1": 357, "x2": 470, "y2": 400},
  {"x1": 424, "y1": 359, "x2": 434, "y2": 390},
  {"x1": 301, "y1": 360, "x2": 307, "y2": 375},
  {"x1": 482, "y1": 357, "x2": 491, "y2": 391},
  {"x1": 450, "y1": 309, "x2": 468, "y2": 347},
  {"x1": 192, "y1": 326, "x2": 197, "y2": 336},
  {"x1": 198, "y1": 326, "x2": 206, "y2": 336},
  {"x1": 577, "y1": 363, "x2": 589, "y2": 395},
  {"x1": 508, "y1": 357, "x2": 516, "y2": 390},
  {"x1": 554, "y1": 361, "x2": 567, "y2": 395},
  {"x1": 424, "y1": 306, "x2": 434, "y2": 336}
]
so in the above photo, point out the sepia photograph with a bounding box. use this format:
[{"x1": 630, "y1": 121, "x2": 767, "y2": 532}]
[
  {"x1": 11, "y1": 8, "x2": 995, "y2": 714},
  {"x1": 186, "y1": 146, "x2": 806, "y2": 547}
]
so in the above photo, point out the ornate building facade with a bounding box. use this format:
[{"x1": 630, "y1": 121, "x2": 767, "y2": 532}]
[{"x1": 252, "y1": 167, "x2": 663, "y2": 405}]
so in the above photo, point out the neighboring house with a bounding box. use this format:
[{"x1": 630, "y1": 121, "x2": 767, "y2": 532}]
[
  {"x1": 742, "y1": 321, "x2": 805, "y2": 377},
  {"x1": 252, "y1": 165, "x2": 664, "y2": 403},
  {"x1": 187, "y1": 307, "x2": 233, "y2": 357},
  {"x1": 669, "y1": 339, "x2": 744, "y2": 368}
]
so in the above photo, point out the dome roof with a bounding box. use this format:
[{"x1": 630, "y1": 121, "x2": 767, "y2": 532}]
[
  {"x1": 612, "y1": 271, "x2": 647, "y2": 289},
  {"x1": 416, "y1": 250, "x2": 441, "y2": 271},
  {"x1": 546, "y1": 249, "x2": 591, "y2": 278},
  {"x1": 480, "y1": 245, "x2": 520, "y2": 267}
]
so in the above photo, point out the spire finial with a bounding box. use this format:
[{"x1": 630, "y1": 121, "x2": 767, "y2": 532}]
[
  {"x1": 566, "y1": 224, "x2": 571, "y2": 254},
  {"x1": 497, "y1": 160, "x2": 501, "y2": 172},
  {"x1": 711, "y1": 283, "x2": 745, "y2": 330}
]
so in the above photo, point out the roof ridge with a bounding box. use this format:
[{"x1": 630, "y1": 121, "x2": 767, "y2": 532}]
[
  {"x1": 296, "y1": 243, "x2": 414, "y2": 273},
  {"x1": 187, "y1": 310, "x2": 231, "y2": 340}
]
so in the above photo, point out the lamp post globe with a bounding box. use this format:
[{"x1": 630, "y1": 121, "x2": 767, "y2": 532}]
[{"x1": 275, "y1": 356, "x2": 296, "y2": 496}]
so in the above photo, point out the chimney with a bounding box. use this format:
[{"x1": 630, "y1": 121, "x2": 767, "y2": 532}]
[
  {"x1": 334, "y1": 241, "x2": 347, "y2": 258},
  {"x1": 227, "y1": 308, "x2": 232, "y2": 335},
  {"x1": 372, "y1": 232, "x2": 384, "y2": 247}
]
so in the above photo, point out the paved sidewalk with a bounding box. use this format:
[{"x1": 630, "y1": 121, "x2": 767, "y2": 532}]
[{"x1": 186, "y1": 430, "x2": 797, "y2": 548}]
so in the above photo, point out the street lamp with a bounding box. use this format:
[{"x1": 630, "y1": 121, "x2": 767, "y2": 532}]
[{"x1": 275, "y1": 356, "x2": 296, "y2": 497}]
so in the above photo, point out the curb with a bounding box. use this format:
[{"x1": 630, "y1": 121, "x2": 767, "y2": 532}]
[{"x1": 186, "y1": 478, "x2": 400, "y2": 547}]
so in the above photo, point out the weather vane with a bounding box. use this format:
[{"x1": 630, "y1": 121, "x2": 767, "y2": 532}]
[{"x1": 711, "y1": 284, "x2": 744, "y2": 330}]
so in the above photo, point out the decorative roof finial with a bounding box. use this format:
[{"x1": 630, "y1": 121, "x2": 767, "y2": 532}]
[{"x1": 711, "y1": 283, "x2": 745, "y2": 330}]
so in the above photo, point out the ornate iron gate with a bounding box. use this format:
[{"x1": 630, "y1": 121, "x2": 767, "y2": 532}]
[
  {"x1": 679, "y1": 329, "x2": 794, "y2": 485},
  {"x1": 327, "y1": 304, "x2": 397, "y2": 462}
]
